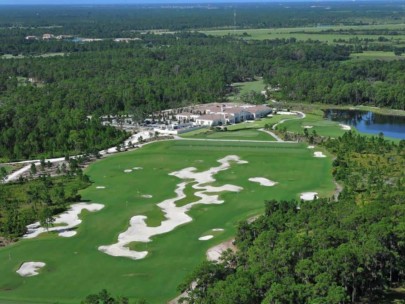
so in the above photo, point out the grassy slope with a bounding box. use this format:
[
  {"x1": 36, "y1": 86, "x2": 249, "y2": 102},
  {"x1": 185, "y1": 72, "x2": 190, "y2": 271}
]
[{"x1": 0, "y1": 140, "x2": 334, "y2": 304}]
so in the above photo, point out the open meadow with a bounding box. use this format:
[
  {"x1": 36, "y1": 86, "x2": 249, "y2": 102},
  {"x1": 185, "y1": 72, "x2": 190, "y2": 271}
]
[{"x1": 0, "y1": 139, "x2": 335, "y2": 303}]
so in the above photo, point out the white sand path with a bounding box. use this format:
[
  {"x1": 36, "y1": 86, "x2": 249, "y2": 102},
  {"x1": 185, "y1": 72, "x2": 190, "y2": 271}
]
[
  {"x1": 249, "y1": 177, "x2": 277, "y2": 187},
  {"x1": 16, "y1": 262, "x2": 46, "y2": 277},
  {"x1": 23, "y1": 203, "x2": 104, "y2": 239},
  {"x1": 98, "y1": 155, "x2": 247, "y2": 260},
  {"x1": 300, "y1": 192, "x2": 318, "y2": 201}
]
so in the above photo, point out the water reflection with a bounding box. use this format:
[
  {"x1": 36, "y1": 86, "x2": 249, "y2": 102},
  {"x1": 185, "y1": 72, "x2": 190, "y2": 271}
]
[{"x1": 324, "y1": 109, "x2": 405, "y2": 139}]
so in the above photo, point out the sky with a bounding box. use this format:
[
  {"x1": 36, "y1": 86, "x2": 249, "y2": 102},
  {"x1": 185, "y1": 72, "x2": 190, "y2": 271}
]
[{"x1": 0, "y1": 0, "x2": 392, "y2": 5}]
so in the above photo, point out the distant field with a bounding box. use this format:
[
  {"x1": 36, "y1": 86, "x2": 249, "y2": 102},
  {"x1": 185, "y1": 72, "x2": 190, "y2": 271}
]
[
  {"x1": 202, "y1": 23, "x2": 405, "y2": 46},
  {"x1": 349, "y1": 51, "x2": 405, "y2": 61},
  {"x1": 0, "y1": 139, "x2": 334, "y2": 304}
]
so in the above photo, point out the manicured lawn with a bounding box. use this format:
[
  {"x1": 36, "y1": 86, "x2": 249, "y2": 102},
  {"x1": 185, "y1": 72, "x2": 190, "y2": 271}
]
[
  {"x1": 277, "y1": 111, "x2": 348, "y2": 138},
  {"x1": 0, "y1": 140, "x2": 335, "y2": 304}
]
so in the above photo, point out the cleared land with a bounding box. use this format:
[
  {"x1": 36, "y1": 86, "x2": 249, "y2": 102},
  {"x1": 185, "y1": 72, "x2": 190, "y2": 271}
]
[
  {"x1": 349, "y1": 51, "x2": 405, "y2": 61},
  {"x1": 202, "y1": 24, "x2": 405, "y2": 46},
  {"x1": 0, "y1": 139, "x2": 334, "y2": 304},
  {"x1": 228, "y1": 79, "x2": 266, "y2": 101}
]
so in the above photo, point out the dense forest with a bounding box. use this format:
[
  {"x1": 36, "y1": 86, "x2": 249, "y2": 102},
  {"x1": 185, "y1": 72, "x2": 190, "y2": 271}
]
[
  {"x1": 0, "y1": 37, "x2": 350, "y2": 161},
  {"x1": 179, "y1": 133, "x2": 405, "y2": 303}
]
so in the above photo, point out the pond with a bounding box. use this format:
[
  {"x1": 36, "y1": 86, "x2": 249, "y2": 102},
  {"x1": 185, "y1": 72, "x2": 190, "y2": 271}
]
[{"x1": 324, "y1": 109, "x2": 405, "y2": 140}]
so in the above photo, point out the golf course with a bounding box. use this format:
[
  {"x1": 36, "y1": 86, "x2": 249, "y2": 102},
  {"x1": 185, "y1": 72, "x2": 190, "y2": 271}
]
[{"x1": 0, "y1": 139, "x2": 335, "y2": 303}]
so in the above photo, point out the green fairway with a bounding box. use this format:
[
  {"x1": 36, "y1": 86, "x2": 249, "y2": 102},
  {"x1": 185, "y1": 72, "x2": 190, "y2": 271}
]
[
  {"x1": 276, "y1": 111, "x2": 348, "y2": 138},
  {"x1": 180, "y1": 128, "x2": 276, "y2": 141},
  {"x1": 0, "y1": 140, "x2": 335, "y2": 304}
]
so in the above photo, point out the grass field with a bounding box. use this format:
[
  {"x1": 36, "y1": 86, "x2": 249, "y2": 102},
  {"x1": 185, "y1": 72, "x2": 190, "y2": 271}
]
[
  {"x1": 349, "y1": 51, "x2": 405, "y2": 61},
  {"x1": 202, "y1": 24, "x2": 405, "y2": 47},
  {"x1": 228, "y1": 79, "x2": 266, "y2": 101},
  {"x1": 180, "y1": 115, "x2": 293, "y2": 141},
  {"x1": 276, "y1": 110, "x2": 348, "y2": 138},
  {"x1": 0, "y1": 139, "x2": 335, "y2": 304}
]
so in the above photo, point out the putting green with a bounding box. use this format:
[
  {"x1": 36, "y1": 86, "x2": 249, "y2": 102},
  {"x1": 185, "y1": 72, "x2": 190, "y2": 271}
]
[{"x1": 0, "y1": 140, "x2": 335, "y2": 303}]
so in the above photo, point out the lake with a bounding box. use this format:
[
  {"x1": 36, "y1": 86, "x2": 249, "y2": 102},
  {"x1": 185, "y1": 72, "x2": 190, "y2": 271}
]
[{"x1": 324, "y1": 109, "x2": 405, "y2": 140}]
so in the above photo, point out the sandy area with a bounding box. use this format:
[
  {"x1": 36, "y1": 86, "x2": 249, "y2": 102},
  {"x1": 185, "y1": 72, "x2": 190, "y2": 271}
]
[
  {"x1": 124, "y1": 169, "x2": 132, "y2": 173},
  {"x1": 96, "y1": 186, "x2": 106, "y2": 189},
  {"x1": 302, "y1": 125, "x2": 313, "y2": 128},
  {"x1": 314, "y1": 151, "x2": 326, "y2": 158},
  {"x1": 141, "y1": 195, "x2": 153, "y2": 198},
  {"x1": 24, "y1": 203, "x2": 104, "y2": 239},
  {"x1": 300, "y1": 192, "x2": 318, "y2": 201},
  {"x1": 277, "y1": 111, "x2": 297, "y2": 115},
  {"x1": 99, "y1": 155, "x2": 247, "y2": 260},
  {"x1": 339, "y1": 124, "x2": 351, "y2": 131},
  {"x1": 308, "y1": 145, "x2": 315, "y2": 149},
  {"x1": 16, "y1": 262, "x2": 46, "y2": 277},
  {"x1": 133, "y1": 167, "x2": 143, "y2": 170},
  {"x1": 249, "y1": 177, "x2": 277, "y2": 187},
  {"x1": 212, "y1": 228, "x2": 224, "y2": 232},
  {"x1": 207, "y1": 239, "x2": 236, "y2": 262},
  {"x1": 199, "y1": 235, "x2": 214, "y2": 241}
]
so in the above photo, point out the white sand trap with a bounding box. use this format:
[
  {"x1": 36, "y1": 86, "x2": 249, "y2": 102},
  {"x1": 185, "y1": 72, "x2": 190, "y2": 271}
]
[
  {"x1": 96, "y1": 186, "x2": 106, "y2": 189},
  {"x1": 199, "y1": 235, "x2": 214, "y2": 241},
  {"x1": 308, "y1": 145, "x2": 315, "y2": 149},
  {"x1": 339, "y1": 123, "x2": 351, "y2": 131},
  {"x1": 124, "y1": 169, "x2": 132, "y2": 173},
  {"x1": 314, "y1": 151, "x2": 326, "y2": 158},
  {"x1": 300, "y1": 192, "x2": 318, "y2": 201},
  {"x1": 212, "y1": 228, "x2": 224, "y2": 232},
  {"x1": 133, "y1": 167, "x2": 143, "y2": 170},
  {"x1": 24, "y1": 203, "x2": 104, "y2": 239},
  {"x1": 277, "y1": 111, "x2": 297, "y2": 115},
  {"x1": 249, "y1": 177, "x2": 277, "y2": 187},
  {"x1": 16, "y1": 262, "x2": 46, "y2": 277},
  {"x1": 141, "y1": 195, "x2": 153, "y2": 198},
  {"x1": 99, "y1": 155, "x2": 247, "y2": 260},
  {"x1": 302, "y1": 125, "x2": 313, "y2": 128},
  {"x1": 59, "y1": 231, "x2": 77, "y2": 237}
]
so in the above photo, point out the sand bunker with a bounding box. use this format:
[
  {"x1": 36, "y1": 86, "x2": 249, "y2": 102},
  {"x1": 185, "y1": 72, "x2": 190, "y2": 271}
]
[
  {"x1": 314, "y1": 151, "x2": 326, "y2": 158},
  {"x1": 212, "y1": 228, "x2": 224, "y2": 232},
  {"x1": 141, "y1": 195, "x2": 153, "y2": 198},
  {"x1": 249, "y1": 177, "x2": 277, "y2": 187},
  {"x1": 199, "y1": 235, "x2": 214, "y2": 241},
  {"x1": 300, "y1": 192, "x2": 318, "y2": 201},
  {"x1": 339, "y1": 124, "x2": 351, "y2": 131},
  {"x1": 302, "y1": 125, "x2": 313, "y2": 129},
  {"x1": 124, "y1": 169, "x2": 132, "y2": 173},
  {"x1": 16, "y1": 262, "x2": 46, "y2": 277},
  {"x1": 24, "y1": 203, "x2": 104, "y2": 239},
  {"x1": 308, "y1": 145, "x2": 315, "y2": 149},
  {"x1": 133, "y1": 167, "x2": 143, "y2": 170},
  {"x1": 96, "y1": 186, "x2": 106, "y2": 189},
  {"x1": 99, "y1": 155, "x2": 247, "y2": 260},
  {"x1": 207, "y1": 240, "x2": 236, "y2": 262}
]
